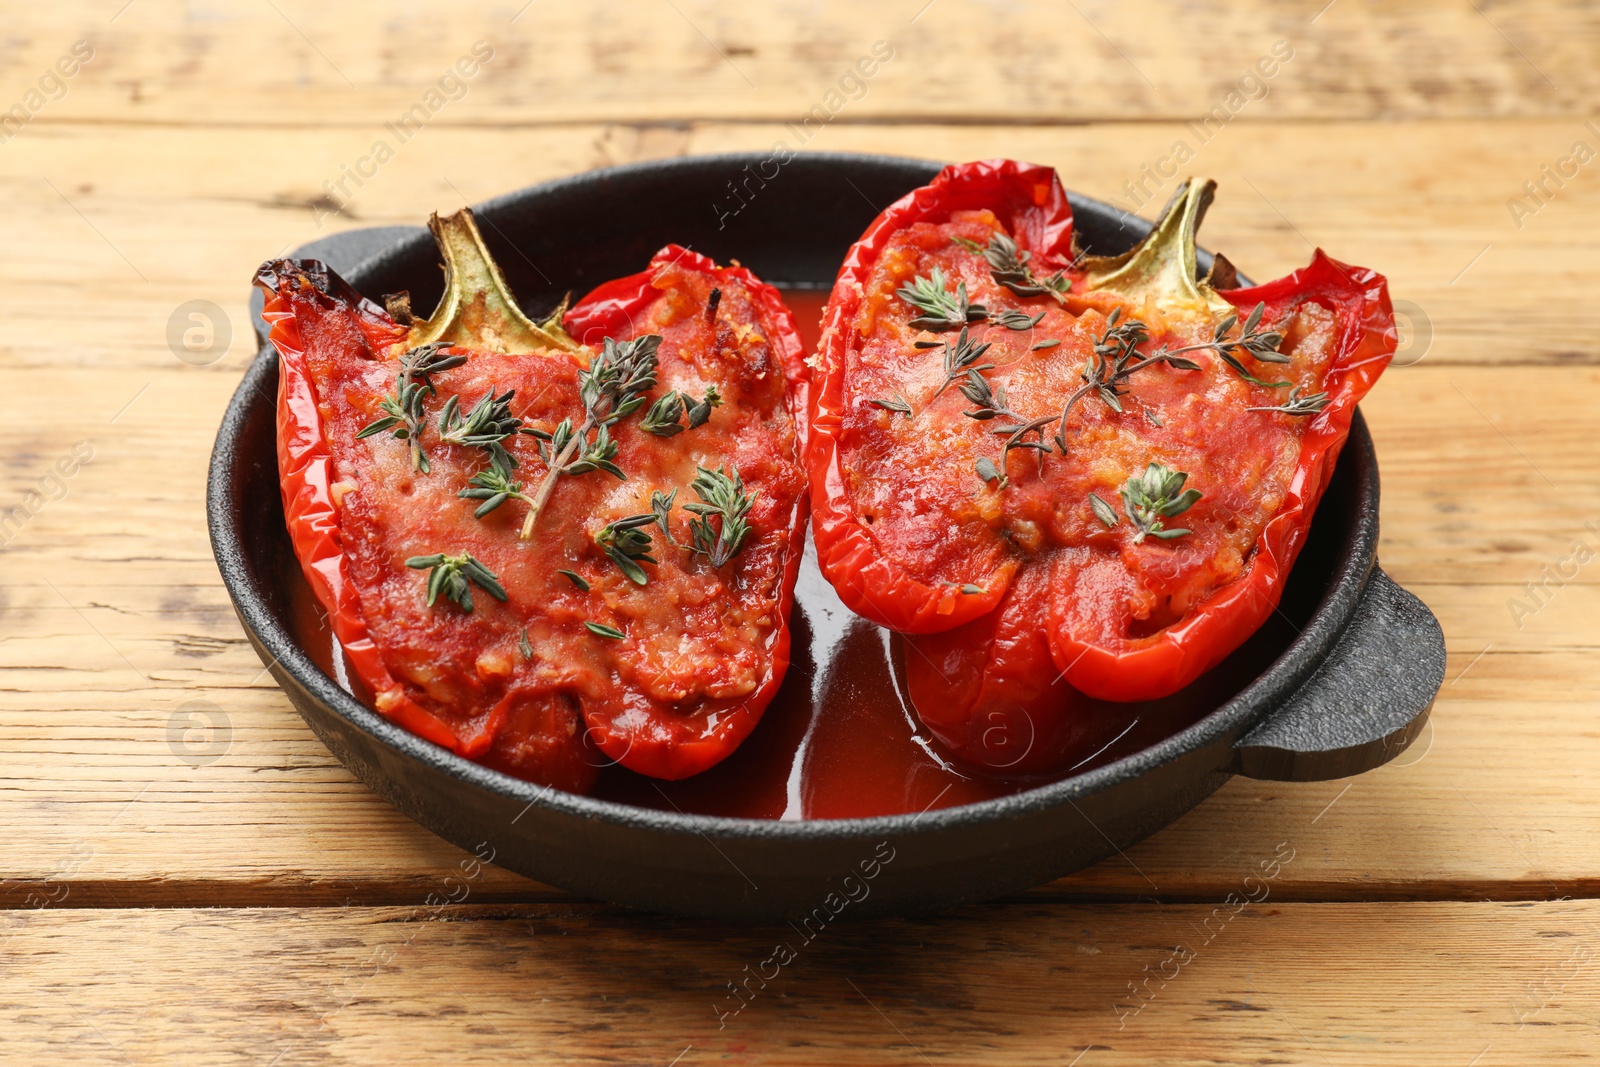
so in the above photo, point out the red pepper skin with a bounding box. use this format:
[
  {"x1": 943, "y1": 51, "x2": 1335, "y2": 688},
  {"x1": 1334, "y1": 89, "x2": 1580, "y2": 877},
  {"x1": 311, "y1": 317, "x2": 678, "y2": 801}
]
[
  {"x1": 813, "y1": 160, "x2": 1396, "y2": 752},
  {"x1": 562, "y1": 246, "x2": 812, "y2": 779},
  {"x1": 261, "y1": 245, "x2": 808, "y2": 788},
  {"x1": 265, "y1": 265, "x2": 480, "y2": 758},
  {"x1": 810, "y1": 159, "x2": 1075, "y2": 633},
  {"x1": 1045, "y1": 251, "x2": 1395, "y2": 702}
]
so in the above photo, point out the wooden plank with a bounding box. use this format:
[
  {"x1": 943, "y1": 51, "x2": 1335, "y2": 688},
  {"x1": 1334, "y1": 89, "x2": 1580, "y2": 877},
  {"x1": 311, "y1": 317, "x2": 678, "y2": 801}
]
[
  {"x1": 9, "y1": 0, "x2": 1600, "y2": 126},
  {"x1": 1, "y1": 901, "x2": 1596, "y2": 1064},
  {"x1": 0, "y1": 119, "x2": 1594, "y2": 375}
]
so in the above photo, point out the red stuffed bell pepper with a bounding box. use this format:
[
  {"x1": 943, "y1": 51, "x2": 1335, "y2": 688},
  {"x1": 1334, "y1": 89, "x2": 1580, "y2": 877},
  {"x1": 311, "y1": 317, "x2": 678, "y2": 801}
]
[
  {"x1": 257, "y1": 210, "x2": 807, "y2": 790},
  {"x1": 809, "y1": 159, "x2": 1395, "y2": 772}
]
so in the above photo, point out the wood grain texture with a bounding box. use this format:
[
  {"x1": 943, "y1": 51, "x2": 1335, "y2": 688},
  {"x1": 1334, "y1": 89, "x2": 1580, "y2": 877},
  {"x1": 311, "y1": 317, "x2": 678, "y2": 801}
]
[
  {"x1": 3, "y1": 901, "x2": 1598, "y2": 1065},
  {"x1": 2, "y1": 0, "x2": 1598, "y2": 1061},
  {"x1": 1, "y1": 119, "x2": 1596, "y2": 374},
  {"x1": 8, "y1": 0, "x2": 1600, "y2": 125}
]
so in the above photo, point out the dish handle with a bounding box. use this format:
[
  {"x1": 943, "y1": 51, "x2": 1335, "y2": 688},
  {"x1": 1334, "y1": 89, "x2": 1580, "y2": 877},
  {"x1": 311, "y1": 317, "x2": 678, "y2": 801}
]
[{"x1": 1231, "y1": 567, "x2": 1445, "y2": 782}]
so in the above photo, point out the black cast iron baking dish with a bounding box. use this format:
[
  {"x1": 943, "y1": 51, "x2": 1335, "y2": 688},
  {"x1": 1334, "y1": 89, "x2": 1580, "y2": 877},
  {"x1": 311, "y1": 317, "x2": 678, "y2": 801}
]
[{"x1": 211, "y1": 152, "x2": 1444, "y2": 919}]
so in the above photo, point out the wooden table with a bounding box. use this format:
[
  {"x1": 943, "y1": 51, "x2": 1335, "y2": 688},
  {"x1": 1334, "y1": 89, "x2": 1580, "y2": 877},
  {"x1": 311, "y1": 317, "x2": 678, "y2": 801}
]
[{"x1": 4, "y1": 1, "x2": 1597, "y2": 1062}]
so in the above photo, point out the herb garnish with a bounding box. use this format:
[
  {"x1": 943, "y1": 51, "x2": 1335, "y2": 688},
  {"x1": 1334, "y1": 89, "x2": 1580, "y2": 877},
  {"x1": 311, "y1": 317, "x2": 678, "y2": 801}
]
[
  {"x1": 992, "y1": 309, "x2": 1046, "y2": 331},
  {"x1": 959, "y1": 308, "x2": 1202, "y2": 480},
  {"x1": 518, "y1": 627, "x2": 534, "y2": 660},
  {"x1": 1249, "y1": 386, "x2": 1329, "y2": 416},
  {"x1": 356, "y1": 343, "x2": 468, "y2": 473},
  {"x1": 405, "y1": 551, "x2": 507, "y2": 613},
  {"x1": 1088, "y1": 492, "x2": 1119, "y2": 529},
  {"x1": 458, "y1": 455, "x2": 535, "y2": 519},
  {"x1": 641, "y1": 384, "x2": 721, "y2": 437},
  {"x1": 557, "y1": 569, "x2": 590, "y2": 591},
  {"x1": 1159, "y1": 302, "x2": 1289, "y2": 388},
  {"x1": 438, "y1": 386, "x2": 523, "y2": 468},
  {"x1": 869, "y1": 393, "x2": 913, "y2": 417},
  {"x1": 519, "y1": 334, "x2": 661, "y2": 540},
  {"x1": 684, "y1": 465, "x2": 756, "y2": 568},
  {"x1": 897, "y1": 266, "x2": 987, "y2": 331},
  {"x1": 596, "y1": 512, "x2": 660, "y2": 586},
  {"x1": 929, "y1": 327, "x2": 995, "y2": 399},
  {"x1": 584, "y1": 621, "x2": 625, "y2": 639},
  {"x1": 958, "y1": 232, "x2": 1072, "y2": 301},
  {"x1": 975, "y1": 456, "x2": 1006, "y2": 489},
  {"x1": 1119, "y1": 463, "x2": 1202, "y2": 542}
]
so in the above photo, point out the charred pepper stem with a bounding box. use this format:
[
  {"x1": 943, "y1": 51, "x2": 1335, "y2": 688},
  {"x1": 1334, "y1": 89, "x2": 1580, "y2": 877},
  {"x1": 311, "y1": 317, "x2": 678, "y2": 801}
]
[
  {"x1": 404, "y1": 208, "x2": 582, "y2": 355},
  {"x1": 1082, "y1": 178, "x2": 1233, "y2": 317}
]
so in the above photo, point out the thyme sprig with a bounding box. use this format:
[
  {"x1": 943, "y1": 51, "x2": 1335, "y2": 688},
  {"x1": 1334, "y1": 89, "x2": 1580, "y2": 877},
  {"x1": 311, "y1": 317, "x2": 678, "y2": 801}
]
[
  {"x1": 640, "y1": 384, "x2": 721, "y2": 437},
  {"x1": 457, "y1": 454, "x2": 534, "y2": 519},
  {"x1": 928, "y1": 326, "x2": 995, "y2": 399},
  {"x1": 684, "y1": 465, "x2": 756, "y2": 568},
  {"x1": 1249, "y1": 386, "x2": 1329, "y2": 416},
  {"x1": 356, "y1": 343, "x2": 468, "y2": 472},
  {"x1": 1119, "y1": 463, "x2": 1202, "y2": 542},
  {"x1": 897, "y1": 266, "x2": 987, "y2": 331},
  {"x1": 596, "y1": 512, "x2": 660, "y2": 586},
  {"x1": 1157, "y1": 302, "x2": 1289, "y2": 387},
  {"x1": 518, "y1": 334, "x2": 662, "y2": 540},
  {"x1": 956, "y1": 232, "x2": 1071, "y2": 300},
  {"x1": 438, "y1": 386, "x2": 522, "y2": 468},
  {"x1": 405, "y1": 551, "x2": 507, "y2": 613},
  {"x1": 960, "y1": 308, "x2": 1202, "y2": 482}
]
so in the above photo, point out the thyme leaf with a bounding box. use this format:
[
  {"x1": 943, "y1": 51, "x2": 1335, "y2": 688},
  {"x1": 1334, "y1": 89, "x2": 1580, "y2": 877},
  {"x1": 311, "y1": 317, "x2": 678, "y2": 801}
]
[
  {"x1": 356, "y1": 343, "x2": 468, "y2": 473},
  {"x1": 869, "y1": 393, "x2": 913, "y2": 417},
  {"x1": 897, "y1": 266, "x2": 987, "y2": 331},
  {"x1": 993, "y1": 309, "x2": 1046, "y2": 331},
  {"x1": 975, "y1": 456, "x2": 1006, "y2": 489},
  {"x1": 557, "y1": 568, "x2": 590, "y2": 591},
  {"x1": 584, "y1": 620, "x2": 625, "y2": 639},
  {"x1": 405, "y1": 551, "x2": 507, "y2": 613},
  {"x1": 1088, "y1": 491, "x2": 1119, "y2": 529},
  {"x1": 941, "y1": 580, "x2": 986, "y2": 595},
  {"x1": 650, "y1": 489, "x2": 680, "y2": 546},
  {"x1": 518, "y1": 628, "x2": 534, "y2": 660}
]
